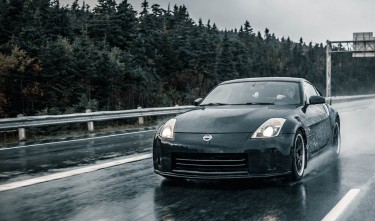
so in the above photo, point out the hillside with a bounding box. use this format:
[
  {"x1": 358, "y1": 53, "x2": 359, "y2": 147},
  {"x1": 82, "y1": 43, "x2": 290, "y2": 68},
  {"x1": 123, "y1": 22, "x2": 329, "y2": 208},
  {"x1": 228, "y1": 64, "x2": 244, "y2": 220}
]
[{"x1": 1, "y1": 0, "x2": 374, "y2": 117}]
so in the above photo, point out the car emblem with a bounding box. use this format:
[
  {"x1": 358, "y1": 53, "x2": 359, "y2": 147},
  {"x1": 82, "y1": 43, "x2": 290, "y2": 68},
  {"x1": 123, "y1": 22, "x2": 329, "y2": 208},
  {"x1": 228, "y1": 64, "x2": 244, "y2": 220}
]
[{"x1": 203, "y1": 134, "x2": 213, "y2": 142}]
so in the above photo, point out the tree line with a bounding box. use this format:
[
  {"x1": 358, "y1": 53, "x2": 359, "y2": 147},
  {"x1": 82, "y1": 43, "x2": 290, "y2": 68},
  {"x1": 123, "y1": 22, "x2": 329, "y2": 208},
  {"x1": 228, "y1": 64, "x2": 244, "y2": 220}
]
[{"x1": 0, "y1": 0, "x2": 374, "y2": 118}]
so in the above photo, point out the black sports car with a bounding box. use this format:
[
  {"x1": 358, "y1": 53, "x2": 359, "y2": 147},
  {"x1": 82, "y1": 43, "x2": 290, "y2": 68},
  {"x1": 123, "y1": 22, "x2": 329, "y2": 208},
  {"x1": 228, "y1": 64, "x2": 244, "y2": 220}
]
[{"x1": 153, "y1": 77, "x2": 340, "y2": 181}]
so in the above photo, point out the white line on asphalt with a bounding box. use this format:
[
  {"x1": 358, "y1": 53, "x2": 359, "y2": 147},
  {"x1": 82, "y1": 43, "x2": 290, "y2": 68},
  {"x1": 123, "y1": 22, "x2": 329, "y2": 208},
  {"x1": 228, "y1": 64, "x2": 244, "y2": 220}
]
[
  {"x1": 0, "y1": 130, "x2": 155, "y2": 151},
  {"x1": 321, "y1": 189, "x2": 361, "y2": 221},
  {"x1": 0, "y1": 153, "x2": 152, "y2": 192}
]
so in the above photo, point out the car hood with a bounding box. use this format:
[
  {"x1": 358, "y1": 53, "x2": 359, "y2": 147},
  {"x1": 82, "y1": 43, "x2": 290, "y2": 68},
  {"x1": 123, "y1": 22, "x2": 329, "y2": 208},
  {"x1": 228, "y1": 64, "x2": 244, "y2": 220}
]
[{"x1": 174, "y1": 105, "x2": 296, "y2": 133}]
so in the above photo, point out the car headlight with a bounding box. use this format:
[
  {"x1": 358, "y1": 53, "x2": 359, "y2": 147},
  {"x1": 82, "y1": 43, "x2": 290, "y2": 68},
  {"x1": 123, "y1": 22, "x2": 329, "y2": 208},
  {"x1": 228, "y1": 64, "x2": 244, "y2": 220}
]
[
  {"x1": 160, "y1": 119, "x2": 176, "y2": 139},
  {"x1": 252, "y1": 118, "x2": 286, "y2": 138}
]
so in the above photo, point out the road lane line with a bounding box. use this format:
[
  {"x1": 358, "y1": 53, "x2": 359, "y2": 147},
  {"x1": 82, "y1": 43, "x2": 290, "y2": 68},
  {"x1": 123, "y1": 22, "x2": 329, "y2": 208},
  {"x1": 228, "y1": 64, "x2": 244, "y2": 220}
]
[
  {"x1": 0, "y1": 130, "x2": 155, "y2": 151},
  {"x1": 322, "y1": 189, "x2": 361, "y2": 221},
  {"x1": 0, "y1": 153, "x2": 152, "y2": 192}
]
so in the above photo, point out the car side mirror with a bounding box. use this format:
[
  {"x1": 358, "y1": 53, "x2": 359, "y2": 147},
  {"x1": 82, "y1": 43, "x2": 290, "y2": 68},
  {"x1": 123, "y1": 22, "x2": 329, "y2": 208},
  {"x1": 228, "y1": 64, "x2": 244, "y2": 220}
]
[
  {"x1": 309, "y1": 96, "x2": 325, "y2": 105},
  {"x1": 194, "y1": 98, "x2": 203, "y2": 106}
]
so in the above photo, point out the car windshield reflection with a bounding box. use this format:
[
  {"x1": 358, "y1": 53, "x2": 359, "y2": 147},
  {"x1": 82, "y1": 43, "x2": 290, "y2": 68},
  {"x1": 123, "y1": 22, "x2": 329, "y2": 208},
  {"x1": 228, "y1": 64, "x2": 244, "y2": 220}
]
[{"x1": 200, "y1": 81, "x2": 302, "y2": 106}]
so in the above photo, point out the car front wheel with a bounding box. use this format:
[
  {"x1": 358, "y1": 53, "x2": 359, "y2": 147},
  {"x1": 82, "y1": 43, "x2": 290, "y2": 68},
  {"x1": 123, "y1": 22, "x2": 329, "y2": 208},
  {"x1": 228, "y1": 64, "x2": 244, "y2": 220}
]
[{"x1": 291, "y1": 131, "x2": 306, "y2": 181}]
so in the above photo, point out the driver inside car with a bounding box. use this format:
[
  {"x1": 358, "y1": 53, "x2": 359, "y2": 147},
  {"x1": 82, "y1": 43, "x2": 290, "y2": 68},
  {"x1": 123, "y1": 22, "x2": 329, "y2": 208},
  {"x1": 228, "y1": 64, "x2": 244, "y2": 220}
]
[{"x1": 276, "y1": 87, "x2": 296, "y2": 104}]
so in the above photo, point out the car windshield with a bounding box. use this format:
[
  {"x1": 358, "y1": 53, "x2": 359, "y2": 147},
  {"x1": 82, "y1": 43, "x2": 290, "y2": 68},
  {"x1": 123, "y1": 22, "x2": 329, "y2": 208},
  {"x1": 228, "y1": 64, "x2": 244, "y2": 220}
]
[{"x1": 200, "y1": 81, "x2": 302, "y2": 106}]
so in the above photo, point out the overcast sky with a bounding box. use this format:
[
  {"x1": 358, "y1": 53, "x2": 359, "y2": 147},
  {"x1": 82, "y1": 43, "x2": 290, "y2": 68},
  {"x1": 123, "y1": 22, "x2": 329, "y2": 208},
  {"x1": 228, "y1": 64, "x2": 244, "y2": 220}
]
[{"x1": 60, "y1": 0, "x2": 375, "y2": 44}]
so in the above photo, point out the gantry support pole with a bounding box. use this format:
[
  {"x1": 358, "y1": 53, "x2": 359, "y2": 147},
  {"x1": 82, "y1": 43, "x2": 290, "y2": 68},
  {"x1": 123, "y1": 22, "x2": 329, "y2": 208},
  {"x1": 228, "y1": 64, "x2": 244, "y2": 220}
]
[{"x1": 326, "y1": 41, "x2": 332, "y2": 97}]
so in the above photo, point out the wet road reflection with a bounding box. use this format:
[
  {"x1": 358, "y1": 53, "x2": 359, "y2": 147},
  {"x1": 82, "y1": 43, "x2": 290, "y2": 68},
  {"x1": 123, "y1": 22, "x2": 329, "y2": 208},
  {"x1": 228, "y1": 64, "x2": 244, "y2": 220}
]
[
  {"x1": 0, "y1": 130, "x2": 154, "y2": 182},
  {"x1": 0, "y1": 158, "x2": 339, "y2": 221},
  {"x1": 153, "y1": 158, "x2": 342, "y2": 221},
  {"x1": 0, "y1": 150, "x2": 374, "y2": 221}
]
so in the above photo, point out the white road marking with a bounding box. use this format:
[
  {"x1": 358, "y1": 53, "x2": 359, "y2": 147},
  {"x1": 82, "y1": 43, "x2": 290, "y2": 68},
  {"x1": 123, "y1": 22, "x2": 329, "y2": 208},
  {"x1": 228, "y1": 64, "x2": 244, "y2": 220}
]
[
  {"x1": 0, "y1": 130, "x2": 155, "y2": 151},
  {"x1": 0, "y1": 153, "x2": 152, "y2": 192},
  {"x1": 322, "y1": 189, "x2": 361, "y2": 221}
]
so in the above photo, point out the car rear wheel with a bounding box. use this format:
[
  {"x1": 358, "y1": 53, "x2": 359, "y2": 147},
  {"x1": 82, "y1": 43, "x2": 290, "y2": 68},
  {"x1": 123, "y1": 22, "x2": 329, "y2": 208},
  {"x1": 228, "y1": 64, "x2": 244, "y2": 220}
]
[
  {"x1": 291, "y1": 131, "x2": 306, "y2": 181},
  {"x1": 332, "y1": 122, "x2": 341, "y2": 157}
]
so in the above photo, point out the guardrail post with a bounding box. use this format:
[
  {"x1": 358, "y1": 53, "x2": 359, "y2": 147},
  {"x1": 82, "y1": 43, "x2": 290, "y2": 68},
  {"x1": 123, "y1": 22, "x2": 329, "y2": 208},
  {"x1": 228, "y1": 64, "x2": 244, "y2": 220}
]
[
  {"x1": 17, "y1": 114, "x2": 26, "y2": 141},
  {"x1": 175, "y1": 104, "x2": 179, "y2": 116},
  {"x1": 86, "y1": 109, "x2": 94, "y2": 132},
  {"x1": 137, "y1": 106, "x2": 144, "y2": 125}
]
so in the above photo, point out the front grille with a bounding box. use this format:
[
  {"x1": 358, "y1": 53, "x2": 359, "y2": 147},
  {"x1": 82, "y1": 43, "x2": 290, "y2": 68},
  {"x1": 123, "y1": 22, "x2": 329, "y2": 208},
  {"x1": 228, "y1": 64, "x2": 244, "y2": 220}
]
[{"x1": 171, "y1": 153, "x2": 249, "y2": 175}]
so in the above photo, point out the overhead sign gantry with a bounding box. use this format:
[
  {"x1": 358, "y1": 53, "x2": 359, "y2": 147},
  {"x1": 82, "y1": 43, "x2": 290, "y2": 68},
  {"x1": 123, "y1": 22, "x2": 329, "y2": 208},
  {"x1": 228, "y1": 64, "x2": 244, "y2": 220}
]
[{"x1": 326, "y1": 32, "x2": 375, "y2": 97}]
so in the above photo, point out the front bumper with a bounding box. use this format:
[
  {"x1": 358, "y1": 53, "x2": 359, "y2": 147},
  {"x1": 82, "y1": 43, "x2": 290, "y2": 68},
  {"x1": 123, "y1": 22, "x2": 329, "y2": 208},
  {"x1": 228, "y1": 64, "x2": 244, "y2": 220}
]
[{"x1": 153, "y1": 132, "x2": 295, "y2": 179}]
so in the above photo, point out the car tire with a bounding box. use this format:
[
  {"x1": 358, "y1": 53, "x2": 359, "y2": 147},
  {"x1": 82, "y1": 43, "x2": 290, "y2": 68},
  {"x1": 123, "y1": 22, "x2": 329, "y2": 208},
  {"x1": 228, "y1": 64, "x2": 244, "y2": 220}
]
[
  {"x1": 332, "y1": 122, "x2": 341, "y2": 158},
  {"x1": 291, "y1": 131, "x2": 306, "y2": 181}
]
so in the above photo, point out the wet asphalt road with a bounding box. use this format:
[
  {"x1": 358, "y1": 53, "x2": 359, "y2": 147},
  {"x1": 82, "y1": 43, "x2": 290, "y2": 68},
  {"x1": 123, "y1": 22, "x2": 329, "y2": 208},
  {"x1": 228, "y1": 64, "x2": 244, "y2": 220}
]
[
  {"x1": 0, "y1": 99, "x2": 375, "y2": 221},
  {"x1": 0, "y1": 129, "x2": 155, "y2": 181}
]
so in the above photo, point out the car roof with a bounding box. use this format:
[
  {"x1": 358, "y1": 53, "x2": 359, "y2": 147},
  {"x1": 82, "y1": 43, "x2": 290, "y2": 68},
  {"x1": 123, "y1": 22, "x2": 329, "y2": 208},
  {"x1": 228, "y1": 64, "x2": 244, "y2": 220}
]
[{"x1": 221, "y1": 77, "x2": 305, "y2": 85}]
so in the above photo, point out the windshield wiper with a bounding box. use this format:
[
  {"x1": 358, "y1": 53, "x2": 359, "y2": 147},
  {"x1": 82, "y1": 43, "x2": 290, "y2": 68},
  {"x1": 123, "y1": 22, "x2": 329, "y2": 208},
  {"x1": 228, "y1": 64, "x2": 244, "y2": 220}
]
[
  {"x1": 200, "y1": 102, "x2": 228, "y2": 106},
  {"x1": 244, "y1": 102, "x2": 275, "y2": 105}
]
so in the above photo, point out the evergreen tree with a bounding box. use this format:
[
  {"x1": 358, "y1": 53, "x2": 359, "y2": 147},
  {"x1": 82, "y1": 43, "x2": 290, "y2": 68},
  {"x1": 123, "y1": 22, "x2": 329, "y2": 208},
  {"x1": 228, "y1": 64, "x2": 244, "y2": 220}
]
[
  {"x1": 217, "y1": 32, "x2": 237, "y2": 81},
  {"x1": 0, "y1": 0, "x2": 373, "y2": 117}
]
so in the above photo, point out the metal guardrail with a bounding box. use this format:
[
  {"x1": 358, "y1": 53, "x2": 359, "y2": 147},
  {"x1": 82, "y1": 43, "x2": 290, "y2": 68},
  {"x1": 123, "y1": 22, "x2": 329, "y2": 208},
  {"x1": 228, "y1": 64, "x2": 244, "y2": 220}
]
[
  {"x1": 327, "y1": 94, "x2": 375, "y2": 104},
  {"x1": 0, "y1": 106, "x2": 195, "y2": 130},
  {"x1": 1, "y1": 94, "x2": 374, "y2": 141}
]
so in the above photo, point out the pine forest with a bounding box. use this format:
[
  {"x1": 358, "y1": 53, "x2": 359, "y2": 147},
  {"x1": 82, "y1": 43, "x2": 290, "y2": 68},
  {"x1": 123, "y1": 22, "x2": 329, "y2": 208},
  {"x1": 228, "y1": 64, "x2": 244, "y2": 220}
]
[{"x1": 1, "y1": 0, "x2": 374, "y2": 118}]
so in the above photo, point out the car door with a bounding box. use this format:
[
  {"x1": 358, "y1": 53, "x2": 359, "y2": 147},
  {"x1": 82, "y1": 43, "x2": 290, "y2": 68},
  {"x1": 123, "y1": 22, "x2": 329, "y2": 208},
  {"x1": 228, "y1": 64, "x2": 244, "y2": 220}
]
[{"x1": 302, "y1": 81, "x2": 331, "y2": 153}]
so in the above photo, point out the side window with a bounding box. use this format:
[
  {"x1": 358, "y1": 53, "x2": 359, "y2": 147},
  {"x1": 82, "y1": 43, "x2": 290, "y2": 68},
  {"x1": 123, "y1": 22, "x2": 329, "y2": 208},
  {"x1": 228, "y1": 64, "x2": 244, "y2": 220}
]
[{"x1": 303, "y1": 82, "x2": 318, "y2": 100}]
